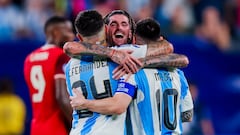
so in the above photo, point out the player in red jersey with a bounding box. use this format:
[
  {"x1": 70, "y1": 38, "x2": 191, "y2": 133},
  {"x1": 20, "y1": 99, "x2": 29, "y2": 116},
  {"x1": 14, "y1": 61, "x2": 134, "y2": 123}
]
[{"x1": 23, "y1": 16, "x2": 75, "y2": 135}]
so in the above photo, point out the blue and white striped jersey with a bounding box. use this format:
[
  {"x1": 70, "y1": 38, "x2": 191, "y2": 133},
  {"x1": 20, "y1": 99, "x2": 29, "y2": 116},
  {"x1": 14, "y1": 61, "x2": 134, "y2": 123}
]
[
  {"x1": 126, "y1": 68, "x2": 193, "y2": 135},
  {"x1": 65, "y1": 44, "x2": 147, "y2": 135}
]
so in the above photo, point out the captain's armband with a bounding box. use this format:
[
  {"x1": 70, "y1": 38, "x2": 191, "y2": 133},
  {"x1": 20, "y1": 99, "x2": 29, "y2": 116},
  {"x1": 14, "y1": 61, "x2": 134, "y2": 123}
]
[{"x1": 116, "y1": 80, "x2": 136, "y2": 98}]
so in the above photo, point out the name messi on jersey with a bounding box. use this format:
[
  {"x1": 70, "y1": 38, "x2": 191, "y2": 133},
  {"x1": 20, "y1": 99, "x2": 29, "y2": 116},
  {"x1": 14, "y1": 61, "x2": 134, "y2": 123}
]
[
  {"x1": 69, "y1": 61, "x2": 108, "y2": 76},
  {"x1": 154, "y1": 72, "x2": 173, "y2": 81}
]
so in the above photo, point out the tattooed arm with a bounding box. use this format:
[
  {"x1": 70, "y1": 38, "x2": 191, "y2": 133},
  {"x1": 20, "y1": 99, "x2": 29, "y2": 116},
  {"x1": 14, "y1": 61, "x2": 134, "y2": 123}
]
[
  {"x1": 142, "y1": 53, "x2": 189, "y2": 68},
  {"x1": 146, "y1": 39, "x2": 174, "y2": 57},
  {"x1": 64, "y1": 39, "x2": 173, "y2": 57},
  {"x1": 63, "y1": 41, "x2": 112, "y2": 58},
  {"x1": 140, "y1": 39, "x2": 188, "y2": 68},
  {"x1": 63, "y1": 41, "x2": 142, "y2": 73},
  {"x1": 112, "y1": 40, "x2": 188, "y2": 79},
  {"x1": 63, "y1": 39, "x2": 187, "y2": 72},
  {"x1": 64, "y1": 39, "x2": 174, "y2": 63},
  {"x1": 112, "y1": 53, "x2": 189, "y2": 80}
]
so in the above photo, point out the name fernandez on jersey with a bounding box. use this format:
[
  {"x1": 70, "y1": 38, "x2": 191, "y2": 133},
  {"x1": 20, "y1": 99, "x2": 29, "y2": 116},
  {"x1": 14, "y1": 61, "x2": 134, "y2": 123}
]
[{"x1": 69, "y1": 60, "x2": 108, "y2": 77}]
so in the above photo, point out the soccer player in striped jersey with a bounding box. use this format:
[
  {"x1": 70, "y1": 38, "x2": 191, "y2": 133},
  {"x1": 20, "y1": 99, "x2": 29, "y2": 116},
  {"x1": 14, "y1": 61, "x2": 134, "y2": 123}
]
[
  {"x1": 65, "y1": 10, "x2": 137, "y2": 135},
  {"x1": 65, "y1": 10, "x2": 189, "y2": 135},
  {"x1": 23, "y1": 16, "x2": 74, "y2": 135},
  {"x1": 70, "y1": 18, "x2": 193, "y2": 135},
  {"x1": 126, "y1": 69, "x2": 193, "y2": 135},
  {"x1": 126, "y1": 19, "x2": 193, "y2": 135}
]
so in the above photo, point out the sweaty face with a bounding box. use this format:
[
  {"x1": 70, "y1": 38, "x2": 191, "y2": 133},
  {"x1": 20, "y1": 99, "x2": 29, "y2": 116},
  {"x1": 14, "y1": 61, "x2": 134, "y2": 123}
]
[{"x1": 106, "y1": 14, "x2": 132, "y2": 46}]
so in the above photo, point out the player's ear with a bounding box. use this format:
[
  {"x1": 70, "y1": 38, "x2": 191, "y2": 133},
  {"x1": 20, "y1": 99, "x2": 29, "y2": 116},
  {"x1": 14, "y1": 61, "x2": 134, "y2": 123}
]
[
  {"x1": 129, "y1": 30, "x2": 132, "y2": 39},
  {"x1": 128, "y1": 30, "x2": 133, "y2": 43},
  {"x1": 132, "y1": 34, "x2": 136, "y2": 44},
  {"x1": 76, "y1": 33, "x2": 83, "y2": 41},
  {"x1": 159, "y1": 36, "x2": 164, "y2": 41}
]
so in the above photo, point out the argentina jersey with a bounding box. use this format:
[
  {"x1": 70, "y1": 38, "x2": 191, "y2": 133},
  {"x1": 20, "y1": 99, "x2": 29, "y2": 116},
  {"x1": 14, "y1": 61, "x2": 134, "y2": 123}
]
[
  {"x1": 127, "y1": 68, "x2": 193, "y2": 135},
  {"x1": 65, "y1": 56, "x2": 127, "y2": 135},
  {"x1": 111, "y1": 44, "x2": 147, "y2": 58}
]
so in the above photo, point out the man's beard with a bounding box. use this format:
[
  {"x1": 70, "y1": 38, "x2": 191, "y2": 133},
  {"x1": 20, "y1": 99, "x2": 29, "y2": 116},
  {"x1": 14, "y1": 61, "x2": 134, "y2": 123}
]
[{"x1": 106, "y1": 33, "x2": 114, "y2": 47}]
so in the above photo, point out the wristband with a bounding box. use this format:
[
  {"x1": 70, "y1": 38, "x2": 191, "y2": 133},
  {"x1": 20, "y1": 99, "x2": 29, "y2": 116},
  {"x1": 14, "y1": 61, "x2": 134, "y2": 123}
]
[{"x1": 109, "y1": 49, "x2": 116, "y2": 58}]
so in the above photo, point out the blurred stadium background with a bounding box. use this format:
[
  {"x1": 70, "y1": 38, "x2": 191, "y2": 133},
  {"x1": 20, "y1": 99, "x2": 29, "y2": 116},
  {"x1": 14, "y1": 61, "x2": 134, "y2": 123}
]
[{"x1": 0, "y1": 0, "x2": 240, "y2": 134}]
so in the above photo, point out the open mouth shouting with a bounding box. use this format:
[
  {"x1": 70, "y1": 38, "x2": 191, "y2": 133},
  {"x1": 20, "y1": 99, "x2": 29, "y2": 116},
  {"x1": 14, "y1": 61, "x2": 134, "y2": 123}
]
[
  {"x1": 115, "y1": 32, "x2": 124, "y2": 38},
  {"x1": 112, "y1": 31, "x2": 128, "y2": 46}
]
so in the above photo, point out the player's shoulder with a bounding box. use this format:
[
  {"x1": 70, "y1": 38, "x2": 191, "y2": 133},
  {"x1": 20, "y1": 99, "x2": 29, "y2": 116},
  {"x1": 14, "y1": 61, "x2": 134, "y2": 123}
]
[
  {"x1": 174, "y1": 68, "x2": 184, "y2": 75},
  {"x1": 25, "y1": 45, "x2": 65, "y2": 64},
  {"x1": 163, "y1": 68, "x2": 182, "y2": 73},
  {"x1": 67, "y1": 57, "x2": 81, "y2": 66},
  {"x1": 155, "y1": 68, "x2": 184, "y2": 77},
  {"x1": 43, "y1": 44, "x2": 63, "y2": 53},
  {"x1": 167, "y1": 68, "x2": 186, "y2": 78},
  {"x1": 24, "y1": 47, "x2": 42, "y2": 62},
  {"x1": 27, "y1": 44, "x2": 62, "y2": 55}
]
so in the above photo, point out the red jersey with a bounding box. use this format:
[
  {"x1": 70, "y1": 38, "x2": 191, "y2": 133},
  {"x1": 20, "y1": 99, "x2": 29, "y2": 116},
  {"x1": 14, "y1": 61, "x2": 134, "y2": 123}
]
[{"x1": 23, "y1": 44, "x2": 70, "y2": 135}]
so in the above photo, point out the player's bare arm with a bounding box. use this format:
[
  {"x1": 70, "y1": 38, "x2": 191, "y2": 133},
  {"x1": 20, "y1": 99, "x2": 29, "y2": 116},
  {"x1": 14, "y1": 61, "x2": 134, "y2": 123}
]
[
  {"x1": 145, "y1": 39, "x2": 174, "y2": 57},
  {"x1": 112, "y1": 53, "x2": 189, "y2": 80},
  {"x1": 63, "y1": 41, "x2": 87, "y2": 57},
  {"x1": 181, "y1": 109, "x2": 193, "y2": 122},
  {"x1": 113, "y1": 46, "x2": 189, "y2": 80},
  {"x1": 64, "y1": 41, "x2": 111, "y2": 57},
  {"x1": 143, "y1": 53, "x2": 189, "y2": 68},
  {"x1": 64, "y1": 39, "x2": 174, "y2": 60},
  {"x1": 63, "y1": 41, "x2": 142, "y2": 73},
  {"x1": 63, "y1": 39, "x2": 176, "y2": 70},
  {"x1": 70, "y1": 88, "x2": 132, "y2": 115},
  {"x1": 63, "y1": 39, "x2": 188, "y2": 75},
  {"x1": 55, "y1": 78, "x2": 72, "y2": 129}
]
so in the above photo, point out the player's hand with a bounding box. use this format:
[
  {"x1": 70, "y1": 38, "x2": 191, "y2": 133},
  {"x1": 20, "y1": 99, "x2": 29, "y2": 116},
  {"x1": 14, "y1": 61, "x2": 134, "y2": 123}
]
[
  {"x1": 70, "y1": 88, "x2": 87, "y2": 110},
  {"x1": 111, "y1": 49, "x2": 143, "y2": 73},
  {"x1": 112, "y1": 65, "x2": 127, "y2": 80},
  {"x1": 112, "y1": 65, "x2": 133, "y2": 81}
]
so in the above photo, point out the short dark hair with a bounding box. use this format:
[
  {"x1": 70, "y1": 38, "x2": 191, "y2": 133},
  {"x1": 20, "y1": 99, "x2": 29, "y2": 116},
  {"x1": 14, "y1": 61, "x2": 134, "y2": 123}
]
[
  {"x1": 136, "y1": 18, "x2": 161, "y2": 41},
  {"x1": 104, "y1": 10, "x2": 135, "y2": 43},
  {"x1": 75, "y1": 10, "x2": 104, "y2": 37},
  {"x1": 44, "y1": 16, "x2": 68, "y2": 33}
]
